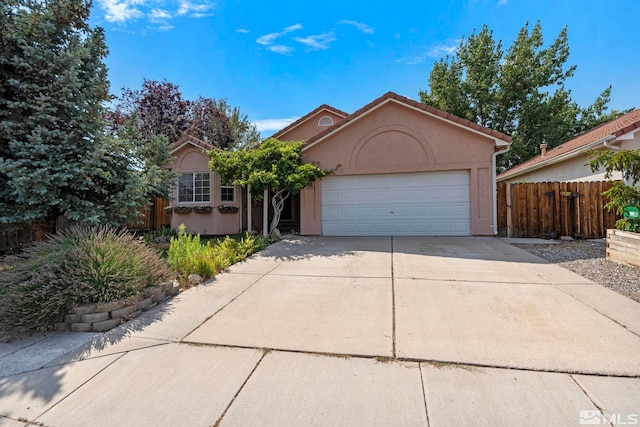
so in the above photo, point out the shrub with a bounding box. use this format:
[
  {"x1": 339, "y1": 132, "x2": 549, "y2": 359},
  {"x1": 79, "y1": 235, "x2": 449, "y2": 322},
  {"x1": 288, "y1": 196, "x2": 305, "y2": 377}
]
[
  {"x1": 168, "y1": 225, "x2": 268, "y2": 281},
  {"x1": 0, "y1": 226, "x2": 171, "y2": 334},
  {"x1": 589, "y1": 148, "x2": 640, "y2": 233}
]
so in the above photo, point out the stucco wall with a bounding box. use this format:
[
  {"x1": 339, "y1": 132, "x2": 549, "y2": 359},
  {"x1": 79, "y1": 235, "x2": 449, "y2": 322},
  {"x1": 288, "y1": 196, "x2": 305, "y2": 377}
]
[
  {"x1": 500, "y1": 134, "x2": 640, "y2": 184},
  {"x1": 167, "y1": 144, "x2": 241, "y2": 235},
  {"x1": 277, "y1": 110, "x2": 345, "y2": 141},
  {"x1": 300, "y1": 101, "x2": 498, "y2": 236}
]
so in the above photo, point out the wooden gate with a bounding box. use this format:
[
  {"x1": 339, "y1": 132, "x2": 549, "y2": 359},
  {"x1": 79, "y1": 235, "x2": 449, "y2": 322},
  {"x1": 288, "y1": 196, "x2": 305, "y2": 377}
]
[{"x1": 497, "y1": 181, "x2": 619, "y2": 238}]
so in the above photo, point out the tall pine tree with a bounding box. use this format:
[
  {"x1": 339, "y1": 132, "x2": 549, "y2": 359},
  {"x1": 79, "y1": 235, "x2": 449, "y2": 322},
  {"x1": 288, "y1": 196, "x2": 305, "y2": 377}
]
[
  {"x1": 0, "y1": 0, "x2": 109, "y2": 225},
  {"x1": 0, "y1": 0, "x2": 172, "y2": 228}
]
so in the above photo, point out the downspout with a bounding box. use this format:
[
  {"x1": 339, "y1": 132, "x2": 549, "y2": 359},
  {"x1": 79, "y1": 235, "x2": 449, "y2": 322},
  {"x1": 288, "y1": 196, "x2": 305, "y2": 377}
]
[{"x1": 492, "y1": 144, "x2": 511, "y2": 236}]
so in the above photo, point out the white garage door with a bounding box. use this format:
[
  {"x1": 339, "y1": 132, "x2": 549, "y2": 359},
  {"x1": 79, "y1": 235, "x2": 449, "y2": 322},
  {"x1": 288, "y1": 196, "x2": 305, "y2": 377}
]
[{"x1": 322, "y1": 171, "x2": 470, "y2": 236}]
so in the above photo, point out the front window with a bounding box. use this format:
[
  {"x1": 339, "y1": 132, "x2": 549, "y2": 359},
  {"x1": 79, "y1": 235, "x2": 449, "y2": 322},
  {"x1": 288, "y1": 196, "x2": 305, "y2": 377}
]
[
  {"x1": 220, "y1": 185, "x2": 234, "y2": 202},
  {"x1": 178, "y1": 173, "x2": 210, "y2": 203}
]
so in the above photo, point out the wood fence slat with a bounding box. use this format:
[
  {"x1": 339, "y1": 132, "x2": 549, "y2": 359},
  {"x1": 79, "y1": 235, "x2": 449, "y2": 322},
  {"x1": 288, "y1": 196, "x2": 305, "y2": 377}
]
[{"x1": 497, "y1": 181, "x2": 620, "y2": 239}]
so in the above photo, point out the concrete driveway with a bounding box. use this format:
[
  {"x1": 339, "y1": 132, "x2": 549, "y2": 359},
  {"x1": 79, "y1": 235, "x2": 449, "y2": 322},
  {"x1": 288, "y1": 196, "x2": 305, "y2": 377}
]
[{"x1": 1, "y1": 237, "x2": 639, "y2": 426}]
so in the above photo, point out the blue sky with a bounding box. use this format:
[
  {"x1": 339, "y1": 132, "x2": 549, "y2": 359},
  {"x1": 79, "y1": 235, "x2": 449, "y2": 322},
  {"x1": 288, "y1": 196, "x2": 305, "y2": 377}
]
[{"x1": 91, "y1": 0, "x2": 639, "y2": 137}]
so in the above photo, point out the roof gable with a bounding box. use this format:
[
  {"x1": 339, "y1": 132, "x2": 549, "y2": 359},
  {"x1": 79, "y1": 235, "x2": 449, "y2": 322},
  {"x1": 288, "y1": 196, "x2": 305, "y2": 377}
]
[
  {"x1": 302, "y1": 92, "x2": 512, "y2": 152},
  {"x1": 272, "y1": 104, "x2": 348, "y2": 140},
  {"x1": 498, "y1": 109, "x2": 640, "y2": 180},
  {"x1": 171, "y1": 134, "x2": 217, "y2": 154}
]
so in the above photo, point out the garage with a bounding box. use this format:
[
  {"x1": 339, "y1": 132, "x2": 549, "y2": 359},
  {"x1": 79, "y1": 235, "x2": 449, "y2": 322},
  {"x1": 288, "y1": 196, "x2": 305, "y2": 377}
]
[{"x1": 321, "y1": 171, "x2": 470, "y2": 236}]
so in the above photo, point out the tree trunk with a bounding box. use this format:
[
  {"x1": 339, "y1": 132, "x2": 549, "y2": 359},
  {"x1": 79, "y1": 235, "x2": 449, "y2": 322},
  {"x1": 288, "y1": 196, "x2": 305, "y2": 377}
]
[{"x1": 270, "y1": 189, "x2": 290, "y2": 234}]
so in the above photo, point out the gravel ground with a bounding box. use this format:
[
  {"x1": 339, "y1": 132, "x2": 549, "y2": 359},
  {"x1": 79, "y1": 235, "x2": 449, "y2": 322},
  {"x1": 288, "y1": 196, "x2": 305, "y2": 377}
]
[{"x1": 513, "y1": 239, "x2": 640, "y2": 303}]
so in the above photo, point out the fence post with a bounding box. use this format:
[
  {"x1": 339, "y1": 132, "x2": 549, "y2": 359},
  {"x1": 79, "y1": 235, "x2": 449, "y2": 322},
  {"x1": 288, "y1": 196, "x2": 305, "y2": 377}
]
[{"x1": 506, "y1": 183, "x2": 513, "y2": 238}]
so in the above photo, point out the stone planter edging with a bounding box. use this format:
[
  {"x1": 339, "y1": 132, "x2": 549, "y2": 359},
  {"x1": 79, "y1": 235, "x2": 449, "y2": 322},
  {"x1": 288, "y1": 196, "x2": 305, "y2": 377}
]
[
  {"x1": 606, "y1": 229, "x2": 640, "y2": 268},
  {"x1": 55, "y1": 281, "x2": 180, "y2": 333}
]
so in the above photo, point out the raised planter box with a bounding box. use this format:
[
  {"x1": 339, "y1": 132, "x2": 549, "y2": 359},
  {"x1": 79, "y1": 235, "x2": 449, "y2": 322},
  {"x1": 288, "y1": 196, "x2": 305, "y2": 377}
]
[
  {"x1": 55, "y1": 281, "x2": 180, "y2": 333},
  {"x1": 606, "y1": 229, "x2": 640, "y2": 268}
]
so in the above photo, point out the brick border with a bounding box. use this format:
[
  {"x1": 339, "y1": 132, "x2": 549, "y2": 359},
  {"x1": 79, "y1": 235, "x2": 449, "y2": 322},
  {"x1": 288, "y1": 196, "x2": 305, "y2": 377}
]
[{"x1": 55, "y1": 281, "x2": 180, "y2": 332}]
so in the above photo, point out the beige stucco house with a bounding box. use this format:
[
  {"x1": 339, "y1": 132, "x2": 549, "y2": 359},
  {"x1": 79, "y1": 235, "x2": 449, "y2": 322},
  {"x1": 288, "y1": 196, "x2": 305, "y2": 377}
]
[
  {"x1": 166, "y1": 135, "x2": 243, "y2": 235},
  {"x1": 168, "y1": 92, "x2": 512, "y2": 237},
  {"x1": 497, "y1": 109, "x2": 640, "y2": 184},
  {"x1": 278, "y1": 92, "x2": 512, "y2": 236}
]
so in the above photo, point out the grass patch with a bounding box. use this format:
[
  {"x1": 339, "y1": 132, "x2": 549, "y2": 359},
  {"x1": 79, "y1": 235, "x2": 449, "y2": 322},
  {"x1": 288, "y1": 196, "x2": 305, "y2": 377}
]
[{"x1": 168, "y1": 225, "x2": 268, "y2": 283}]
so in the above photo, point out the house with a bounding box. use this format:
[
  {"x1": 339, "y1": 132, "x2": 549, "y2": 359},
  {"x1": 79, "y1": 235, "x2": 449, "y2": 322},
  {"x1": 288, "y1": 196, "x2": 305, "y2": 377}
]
[
  {"x1": 278, "y1": 92, "x2": 512, "y2": 236},
  {"x1": 497, "y1": 109, "x2": 640, "y2": 184},
  {"x1": 166, "y1": 135, "x2": 243, "y2": 235},
  {"x1": 168, "y1": 93, "x2": 512, "y2": 237}
]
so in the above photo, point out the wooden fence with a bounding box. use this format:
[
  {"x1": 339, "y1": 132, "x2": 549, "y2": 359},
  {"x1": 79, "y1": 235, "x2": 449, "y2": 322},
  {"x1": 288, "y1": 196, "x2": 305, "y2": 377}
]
[
  {"x1": 125, "y1": 197, "x2": 171, "y2": 231},
  {"x1": 497, "y1": 181, "x2": 619, "y2": 239},
  {"x1": 0, "y1": 198, "x2": 171, "y2": 252}
]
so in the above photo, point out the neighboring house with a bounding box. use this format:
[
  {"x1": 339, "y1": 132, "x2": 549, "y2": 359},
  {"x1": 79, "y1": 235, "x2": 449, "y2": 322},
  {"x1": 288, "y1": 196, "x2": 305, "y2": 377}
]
[
  {"x1": 497, "y1": 109, "x2": 640, "y2": 184},
  {"x1": 278, "y1": 92, "x2": 512, "y2": 237},
  {"x1": 167, "y1": 135, "x2": 242, "y2": 235}
]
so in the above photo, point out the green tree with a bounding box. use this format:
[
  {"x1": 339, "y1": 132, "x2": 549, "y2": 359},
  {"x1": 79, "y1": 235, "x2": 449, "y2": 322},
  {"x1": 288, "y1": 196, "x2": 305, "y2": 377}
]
[
  {"x1": 0, "y1": 0, "x2": 173, "y2": 228},
  {"x1": 117, "y1": 80, "x2": 260, "y2": 150},
  {"x1": 209, "y1": 138, "x2": 331, "y2": 235},
  {"x1": 99, "y1": 116, "x2": 177, "y2": 224},
  {"x1": 420, "y1": 22, "x2": 623, "y2": 170},
  {"x1": 188, "y1": 97, "x2": 260, "y2": 150},
  {"x1": 589, "y1": 149, "x2": 640, "y2": 232},
  {"x1": 0, "y1": 0, "x2": 109, "y2": 225}
]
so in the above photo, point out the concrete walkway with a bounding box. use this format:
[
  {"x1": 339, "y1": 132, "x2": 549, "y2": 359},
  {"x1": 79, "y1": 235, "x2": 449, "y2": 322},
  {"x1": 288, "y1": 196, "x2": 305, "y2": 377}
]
[{"x1": 1, "y1": 237, "x2": 639, "y2": 426}]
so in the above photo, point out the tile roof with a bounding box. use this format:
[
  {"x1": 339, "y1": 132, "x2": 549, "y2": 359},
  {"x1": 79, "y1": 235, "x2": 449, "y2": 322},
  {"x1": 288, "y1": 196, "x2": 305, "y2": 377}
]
[
  {"x1": 302, "y1": 92, "x2": 512, "y2": 149},
  {"x1": 271, "y1": 104, "x2": 348, "y2": 140},
  {"x1": 171, "y1": 134, "x2": 218, "y2": 153},
  {"x1": 497, "y1": 109, "x2": 640, "y2": 180}
]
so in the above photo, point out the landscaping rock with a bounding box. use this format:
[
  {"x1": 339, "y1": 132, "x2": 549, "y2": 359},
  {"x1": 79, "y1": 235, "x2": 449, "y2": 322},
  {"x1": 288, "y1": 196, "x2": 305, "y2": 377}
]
[
  {"x1": 270, "y1": 228, "x2": 282, "y2": 241},
  {"x1": 514, "y1": 239, "x2": 640, "y2": 303},
  {"x1": 188, "y1": 274, "x2": 203, "y2": 285},
  {"x1": 137, "y1": 297, "x2": 154, "y2": 310},
  {"x1": 81, "y1": 312, "x2": 109, "y2": 323},
  {"x1": 111, "y1": 304, "x2": 138, "y2": 319}
]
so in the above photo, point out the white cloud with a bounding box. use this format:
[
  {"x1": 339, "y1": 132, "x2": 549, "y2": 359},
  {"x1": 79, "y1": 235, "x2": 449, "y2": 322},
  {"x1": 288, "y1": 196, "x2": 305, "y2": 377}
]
[
  {"x1": 294, "y1": 32, "x2": 336, "y2": 50},
  {"x1": 267, "y1": 45, "x2": 294, "y2": 55},
  {"x1": 426, "y1": 43, "x2": 458, "y2": 58},
  {"x1": 177, "y1": 0, "x2": 214, "y2": 16},
  {"x1": 257, "y1": 23, "x2": 302, "y2": 46},
  {"x1": 150, "y1": 8, "x2": 171, "y2": 21},
  {"x1": 253, "y1": 117, "x2": 300, "y2": 133},
  {"x1": 236, "y1": 28, "x2": 249, "y2": 33},
  {"x1": 337, "y1": 20, "x2": 374, "y2": 34},
  {"x1": 396, "y1": 41, "x2": 459, "y2": 65},
  {"x1": 97, "y1": 0, "x2": 214, "y2": 25},
  {"x1": 99, "y1": 0, "x2": 144, "y2": 23},
  {"x1": 284, "y1": 23, "x2": 303, "y2": 32},
  {"x1": 158, "y1": 25, "x2": 174, "y2": 31}
]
